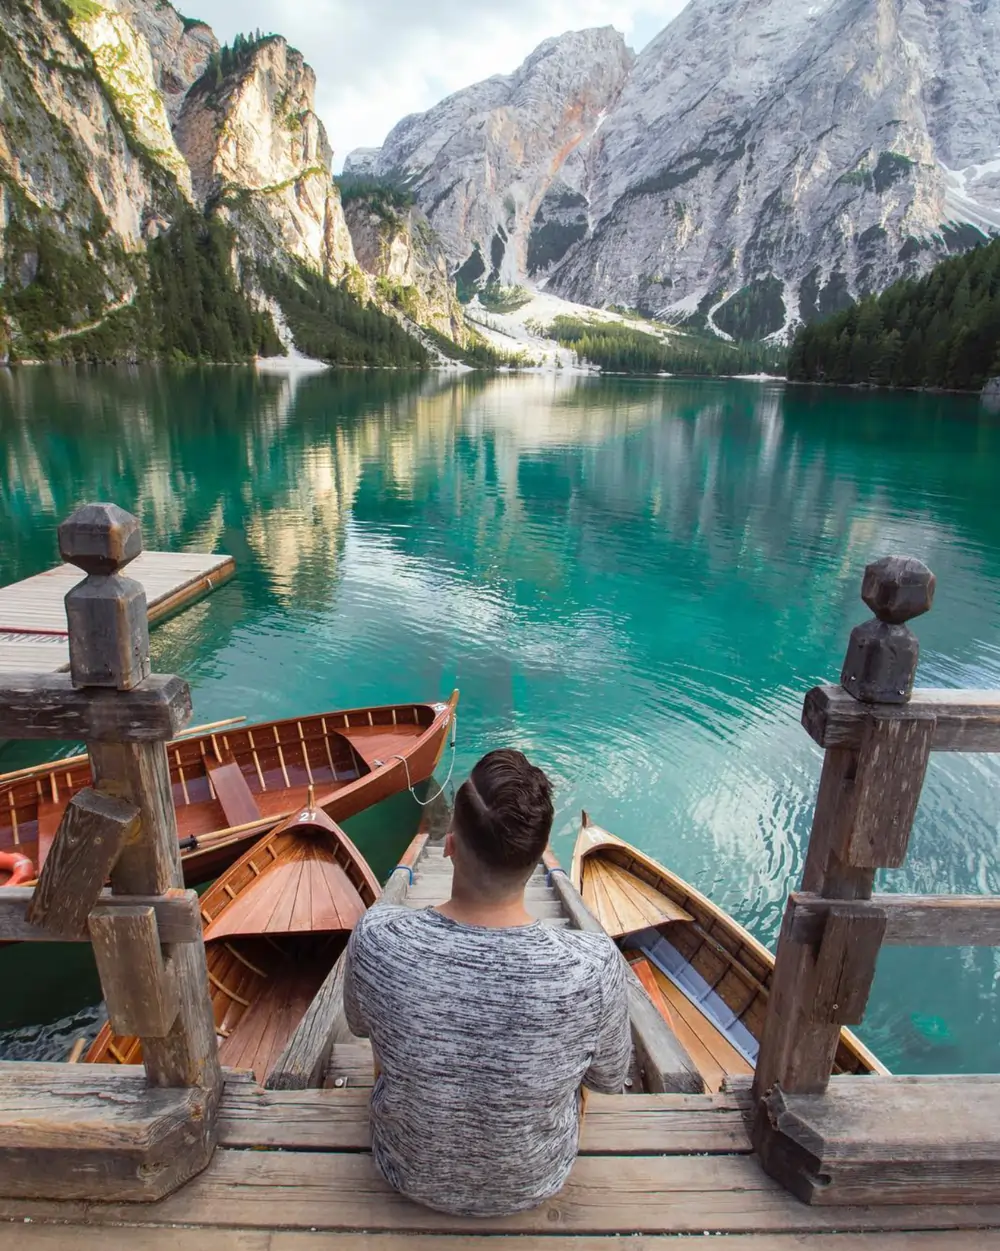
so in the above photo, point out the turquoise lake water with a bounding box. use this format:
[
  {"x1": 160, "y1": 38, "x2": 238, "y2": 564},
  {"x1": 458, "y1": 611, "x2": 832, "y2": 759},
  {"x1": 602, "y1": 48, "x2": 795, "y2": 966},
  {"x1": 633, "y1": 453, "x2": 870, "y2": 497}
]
[{"x1": 0, "y1": 365, "x2": 998, "y2": 1072}]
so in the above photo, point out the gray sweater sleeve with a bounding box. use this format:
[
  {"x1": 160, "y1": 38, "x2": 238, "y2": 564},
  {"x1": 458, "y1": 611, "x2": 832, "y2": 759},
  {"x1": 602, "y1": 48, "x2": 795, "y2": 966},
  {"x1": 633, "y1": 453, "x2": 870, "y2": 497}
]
[{"x1": 582, "y1": 946, "x2": 632, "y2": 1093}]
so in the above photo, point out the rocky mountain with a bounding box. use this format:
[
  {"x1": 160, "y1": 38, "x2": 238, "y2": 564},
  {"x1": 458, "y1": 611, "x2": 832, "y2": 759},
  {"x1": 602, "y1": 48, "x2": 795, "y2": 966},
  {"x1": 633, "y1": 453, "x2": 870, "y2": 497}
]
[
  {"x1": 0, "y1": 0, "x2": 459, "y2": 363},
  {"x1": 351, "y1": 1, "x2": 1000, "y2": 339},
  {"x1": 347, "y1": 28, "x2": 634, "y2": 295}
]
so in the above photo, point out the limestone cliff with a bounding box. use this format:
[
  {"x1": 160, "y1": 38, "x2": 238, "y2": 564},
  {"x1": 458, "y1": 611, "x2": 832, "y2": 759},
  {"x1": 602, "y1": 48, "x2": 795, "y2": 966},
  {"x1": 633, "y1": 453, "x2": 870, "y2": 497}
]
[
  {"x1": 0, "y1": 0, "x2": 178, "y2": 352},
  {"x1": 342, "y1": 196, "x2": 465, "y2": 339},
  {"x1": 115, "y1": 0, "x2": 217, "y2": 122},
  {"x1": 348, "y1": 28, "x2": 634, "y2": 296},
  {"x1": 174, "y1": 36, "x2": 356, "y2": 280},
  {"x1": 67, "y1": 0, "x2": 193, "y2": 198}
]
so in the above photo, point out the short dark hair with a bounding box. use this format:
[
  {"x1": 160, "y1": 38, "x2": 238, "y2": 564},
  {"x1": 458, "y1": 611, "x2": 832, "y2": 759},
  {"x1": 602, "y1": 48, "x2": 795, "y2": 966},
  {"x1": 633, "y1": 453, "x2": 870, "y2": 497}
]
[{"x1": 452, "y1": 749, "x2": 554, "y2": 876}]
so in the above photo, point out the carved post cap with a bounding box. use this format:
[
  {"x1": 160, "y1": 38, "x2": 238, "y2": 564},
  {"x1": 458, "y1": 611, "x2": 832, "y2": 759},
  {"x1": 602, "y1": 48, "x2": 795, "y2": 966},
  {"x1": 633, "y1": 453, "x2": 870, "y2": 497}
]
[
  {"x1": 59, "y1": 503, "x2": 142, "y2": 576},
  {"x1": 861, "y1": 556, "x2": 936, "y2": 625},
  {"x1": 61, "y1": 503, "x2": 150, "y2": 691},
  {"x1": 842, "y1": 555, "x2": 936, "y2": 705}
]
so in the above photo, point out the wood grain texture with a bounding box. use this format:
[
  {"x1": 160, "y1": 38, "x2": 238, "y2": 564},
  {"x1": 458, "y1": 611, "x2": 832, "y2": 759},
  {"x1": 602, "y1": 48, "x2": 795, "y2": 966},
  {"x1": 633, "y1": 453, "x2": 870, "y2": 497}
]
[
  {"x1": 64, "y1": 574, "x2": 151, "y2": 691},
  {"x1": 802, "y1": 685, "x2": 1000, "y2": 752},
  {"x1": 220, "y1": 1087, "x2": 752, "y2": 1155},
  {"x1": 756, "y1": 1077, "x2": 1000, "y2": 1205},
  {"x1": 788, "y1": 892, "x2": 1000, "y2": 948},
  {"x1": 6, "y1": 1148, "x2": 1000, "y2": 1234},
  {"x1": 0, "y1": 887, "x2": 200, "y2": 943},
  {"x1": 841, "y1": 717, "x2": 934, "y2": 870},
  {"x1": 0, "y1": 673, "x2": 192, "y2": 741},
  {"x1": 809, "y1": 907, "x2": 886, "y2": 1026},
  {"x1": 25, "y1": 788, "x2": 139, "y2": 938},
  {"x1": 264, "y1": 951, "x2": 350, "y2": 1091},
  {"x1": 7, "y1": 1230, "x2": 1000, "y2": 1250},
  {"x1": 0, "y1": 1062, "x2": 216, "y2": 1201},
  {"x1": 89, "y1": 906, "x2": 179, "y2": 1038},
  {"x1": 545, "y1": 860, "x2": 703, "y2": 1094}
]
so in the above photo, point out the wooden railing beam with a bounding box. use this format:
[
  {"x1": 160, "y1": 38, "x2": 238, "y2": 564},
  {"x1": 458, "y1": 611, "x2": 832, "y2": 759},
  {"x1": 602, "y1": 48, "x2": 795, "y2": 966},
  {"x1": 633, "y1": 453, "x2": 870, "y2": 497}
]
[
  {"x1": 0, "y1": 887, "x2": 203, "y2": 943},
  {"x1": 788, "y1": 891, "x2": 1000, "y2": 948},
  {"x1": 803, "y1": 685, "x2": 1000, "y2": 752}
]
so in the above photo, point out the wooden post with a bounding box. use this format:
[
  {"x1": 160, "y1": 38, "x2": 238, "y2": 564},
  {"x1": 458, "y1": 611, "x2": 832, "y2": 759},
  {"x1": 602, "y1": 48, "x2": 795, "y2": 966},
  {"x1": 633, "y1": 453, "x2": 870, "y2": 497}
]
[
  {"x1": 56, "y1": 504, "x2": 221, "y2": 1096},
  {"x1": 753, "y1": 556, "x2": 936, "y2": 1101}
]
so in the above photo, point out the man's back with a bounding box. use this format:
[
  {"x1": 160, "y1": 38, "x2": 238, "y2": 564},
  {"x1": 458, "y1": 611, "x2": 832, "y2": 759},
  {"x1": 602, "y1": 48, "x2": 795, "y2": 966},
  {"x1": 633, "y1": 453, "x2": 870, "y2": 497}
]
[{"x1": 344, "y1": 903, "x2": 631, "y2": 1217}]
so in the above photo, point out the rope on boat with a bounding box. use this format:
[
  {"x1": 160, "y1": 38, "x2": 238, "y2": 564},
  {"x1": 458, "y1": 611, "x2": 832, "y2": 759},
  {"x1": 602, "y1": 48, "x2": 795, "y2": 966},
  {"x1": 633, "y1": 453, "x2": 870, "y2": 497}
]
[
  {"x1": 391, "y1": 865, "x2": 415, "y2": 884},
  {"x1": 387, "y1": 712, "x2": 458, "y2": 808}
]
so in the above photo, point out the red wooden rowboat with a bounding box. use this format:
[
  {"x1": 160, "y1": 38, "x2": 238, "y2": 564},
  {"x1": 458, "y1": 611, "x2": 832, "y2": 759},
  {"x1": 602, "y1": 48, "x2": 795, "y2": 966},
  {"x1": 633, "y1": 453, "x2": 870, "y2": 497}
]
[
  {"x1": 85, "y1": 798, "x2": 380, "y2": 1082},
  {"x1": 0, "y1": 693, "x2": 457, "y2": 886}
]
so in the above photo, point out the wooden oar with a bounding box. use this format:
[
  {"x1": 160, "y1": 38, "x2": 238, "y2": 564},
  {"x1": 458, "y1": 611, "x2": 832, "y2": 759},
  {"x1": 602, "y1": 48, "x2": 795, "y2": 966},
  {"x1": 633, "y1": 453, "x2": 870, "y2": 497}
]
[{"x1": 0, "y1": 717, "x2": 248, "y2": 786}]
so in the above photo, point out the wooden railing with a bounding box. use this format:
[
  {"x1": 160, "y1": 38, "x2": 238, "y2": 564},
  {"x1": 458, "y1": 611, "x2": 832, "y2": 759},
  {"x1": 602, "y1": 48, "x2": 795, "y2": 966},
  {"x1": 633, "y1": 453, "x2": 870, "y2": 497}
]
[
  {"x1": 751, "y1": 555, "x2": 1000, "y2": 1206},
  {"x1": 0, "y1": 504, "x2": 221, "y2": 1202}
]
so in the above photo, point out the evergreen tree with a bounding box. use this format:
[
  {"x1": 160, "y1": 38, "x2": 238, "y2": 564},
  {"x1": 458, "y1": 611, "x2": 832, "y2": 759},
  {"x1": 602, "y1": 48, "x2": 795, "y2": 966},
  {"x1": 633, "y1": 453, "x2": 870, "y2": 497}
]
[{"x1": 787, "y1": 236, "x2": 1000, "y2": 390}]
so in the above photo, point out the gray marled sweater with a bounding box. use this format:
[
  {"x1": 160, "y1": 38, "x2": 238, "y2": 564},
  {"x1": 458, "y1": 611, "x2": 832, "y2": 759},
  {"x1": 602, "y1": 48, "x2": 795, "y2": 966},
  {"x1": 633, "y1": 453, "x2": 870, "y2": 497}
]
[{"x1": 343, "y1": 903, "x2": 631, "y2": 1217}]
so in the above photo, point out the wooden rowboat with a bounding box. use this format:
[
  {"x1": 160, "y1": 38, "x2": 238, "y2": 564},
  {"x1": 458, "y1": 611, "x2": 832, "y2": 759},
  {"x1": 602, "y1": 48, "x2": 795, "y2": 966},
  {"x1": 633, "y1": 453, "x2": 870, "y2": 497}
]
[
  {"x1": 85, "y1": 796, "x2": 380, "y2": 1082},
  {"x1": 0, "y1": 693, "x2": 457, "y2": 887},
  {"x1": 572, "y1": 813, "x2": 887, "y2": 1093}
]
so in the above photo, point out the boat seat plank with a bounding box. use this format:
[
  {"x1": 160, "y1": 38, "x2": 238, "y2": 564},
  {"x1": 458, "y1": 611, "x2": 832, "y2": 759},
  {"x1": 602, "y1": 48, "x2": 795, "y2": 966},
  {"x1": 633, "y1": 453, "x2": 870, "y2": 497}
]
[
  {"x1": 337, "y1": 726, "x2": 419, "y2": 769},
  {"x1": 206, "y1": 761, "x2": 262, "y2": 829}
]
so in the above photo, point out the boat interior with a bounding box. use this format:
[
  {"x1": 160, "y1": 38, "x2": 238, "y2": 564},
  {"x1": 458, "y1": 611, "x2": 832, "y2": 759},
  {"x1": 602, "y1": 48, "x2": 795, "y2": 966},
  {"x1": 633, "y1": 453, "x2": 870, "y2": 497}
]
[
  {"x1": 86, "y1": 812, "x2": 378, "y2": 1082},
  {"x1": 0, "y1": 704, "x2": 436, "y2": 880},
  {"x1": 578, "y1": 839, "x2": 872, "y2": 1090}
]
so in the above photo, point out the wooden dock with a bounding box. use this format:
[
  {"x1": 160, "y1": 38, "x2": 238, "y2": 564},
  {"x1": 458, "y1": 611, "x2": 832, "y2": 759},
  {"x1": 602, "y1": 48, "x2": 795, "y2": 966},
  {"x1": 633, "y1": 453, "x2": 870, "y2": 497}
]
[
  {"x1": 2, "y1": 1071, "x2": 1000, "y2": 1247},
  {"x1": 0, "y1": 550, "x2": 235, "y2": 674}
]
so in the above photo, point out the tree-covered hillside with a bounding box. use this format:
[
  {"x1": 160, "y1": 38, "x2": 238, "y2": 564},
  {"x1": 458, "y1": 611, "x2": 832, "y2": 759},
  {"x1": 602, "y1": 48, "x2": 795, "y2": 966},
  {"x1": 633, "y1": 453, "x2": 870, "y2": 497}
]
[
  {"x1": 544, "y1": 315, "x2": 786, "y2": 376},
  {"x1": 788, "y1": 237, "x2": 1000, "y2": 390}
]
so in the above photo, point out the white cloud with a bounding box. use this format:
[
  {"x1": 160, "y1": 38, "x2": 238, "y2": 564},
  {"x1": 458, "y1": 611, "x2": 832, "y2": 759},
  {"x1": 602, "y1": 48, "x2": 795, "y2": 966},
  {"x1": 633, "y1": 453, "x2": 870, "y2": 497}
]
[{"x1": 181, "y1": 0, "x2": 689, "y2": 166}]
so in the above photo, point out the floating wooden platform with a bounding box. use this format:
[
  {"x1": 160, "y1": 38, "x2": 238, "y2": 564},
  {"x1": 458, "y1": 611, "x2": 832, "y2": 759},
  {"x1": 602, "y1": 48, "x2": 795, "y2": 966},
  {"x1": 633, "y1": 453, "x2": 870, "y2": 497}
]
[
  {"x1": 2, "y1": 1073, "x2": 999, "y2": 1247},
  {"x1": 0, "y1": 551, "x2": 235, "y2": 674}
]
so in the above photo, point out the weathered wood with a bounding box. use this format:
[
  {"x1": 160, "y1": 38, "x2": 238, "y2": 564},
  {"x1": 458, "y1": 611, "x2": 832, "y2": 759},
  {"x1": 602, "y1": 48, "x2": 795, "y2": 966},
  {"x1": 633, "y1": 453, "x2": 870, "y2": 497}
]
[
  {"x1": 0, "y1": 673, "x2": 192, "y2": 741},
  {"x1": 800, "y1": 749, "x2": 876, "y2": 901},
  {"x1": 0, "y1": 886, "x2": 202, "y2": 943},
  {"x1": 841, "y1": 716, "x2": 934, "y2": 869},
  {"x1": 6, "y1": 1230, "x2": 1000, "y2": 1251},
  {"x1": 89, "y1": 906, "x2": 180, "y2": 1038},
  {"x1": 24, "y1": 788, "x2": 139, "y2": 938},
  {"x1": 10, "y1": 1146, "x2": 1000, "y2": 1234},
  {"x1": 221, "y1": 1086, "x2": 751, "y2": 1154},
  {"x1": 839, "y1": 557, "x2": 934, "y2": 705},
  {"x1": 265, "y1": 950, "x2": 351, "y2": 1091},
  {"x1": 64, "y1": 575, "x2": 150, "y2": 691},
  {"x1": 544, "y1": 856, "x2": 703, "y2": 1094},
  {"x1": 57, "y1": 502, "x2": 144, "y2": 576},
  {"x1": 755, "y1": 1076, "x2": 1000, "y2": 1206},
  {"x1": 808, "y1": 906, "x2": 885, "y2": 1025},
  {"x1": 0, "y1": 1062, "x2": 216, "y2": 1201},
  {"x1": 91, "y1": 740, "x2": 221, "y2": 1093},
  {"x1": 788, "y1": 891, "x2": 1000, "y2": 947},
  {"x1": 802, "y1": 685, "x2": 1000, "y2": 752},
  {"x1": 324, "y1": 1042, "x2": 377, "y2": 1088}
]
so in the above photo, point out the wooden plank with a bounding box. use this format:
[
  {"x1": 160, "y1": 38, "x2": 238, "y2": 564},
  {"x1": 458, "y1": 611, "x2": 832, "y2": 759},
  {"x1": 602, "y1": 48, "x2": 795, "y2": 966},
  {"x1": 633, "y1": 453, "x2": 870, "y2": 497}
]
[
  {"x1": 840, "y1": 716, "x2": 934, "y2": 869},
  {"x1": 809, "y1": 906, "x2": 885, "y2": 1025},
  {"x1": 7, "y1": 1230, "x2": 1000, "y2": 1250},
  {"x1": 220, "y1": 1086, "x2": 751, "y2": 1154},
  {"x1": 325, "y1": 1042, "x2": 376, "y2": 1088},
  {"x1": 788, "y1": 892, "x2": 1000, "y2": 947},
  {"x1": 206, "y1": 761, "x2": 261, "y2": 828},
  {"x1": 544, "y1": 855, "x2": 703, "y2": 1094},
  {"x1": 756, "y1": 1076, "x2": 1000, "y2": 1205},
  {"x1": 0, "y1": 886, "x2": 201, "y2": 943},
  {"x1": 265, "y1": 950, "x2": 350, "y2": 1091},
  {"x1": 24, "y1": 788, "x2": 139, "y2": 938},
  {"x1": 89, "y1": 906, "x2": 180, "y2": 1038},
  {"x1": 802, "y1": 685, "x2": 1000, "y2": 753},
  {"x1": 0, "y1": 1062, "x2": 217, "y2": 1201},
  {"x1": 0, "y1": 673, "x2": 192, "y2": 742},
  {"x1": 8, "y1": 1148, "x2": 1000, "y2": 1233},
  {"x1": 91, "y1": 740, "x2": 221, "y2": 1094}
]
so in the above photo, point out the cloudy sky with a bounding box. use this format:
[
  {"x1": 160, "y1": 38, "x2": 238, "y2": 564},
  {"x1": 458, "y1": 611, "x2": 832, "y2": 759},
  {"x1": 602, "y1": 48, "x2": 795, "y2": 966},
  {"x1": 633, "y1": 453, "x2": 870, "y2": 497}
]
[{"x1": 186, "y1": 0, "x2": 690, "y2": 166}]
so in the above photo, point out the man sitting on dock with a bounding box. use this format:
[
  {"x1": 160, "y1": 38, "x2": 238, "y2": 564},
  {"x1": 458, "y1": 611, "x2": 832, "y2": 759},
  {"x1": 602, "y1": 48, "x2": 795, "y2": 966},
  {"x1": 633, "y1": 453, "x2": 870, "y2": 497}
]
[{"x1": 344, "y1": 748, "x2": 631, "y2": 1217}]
